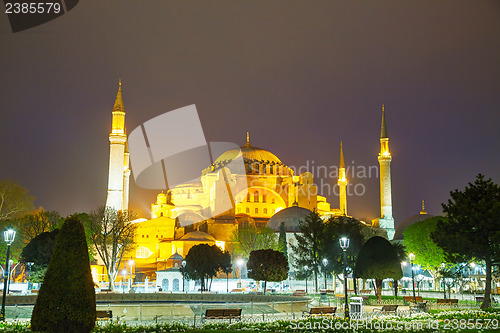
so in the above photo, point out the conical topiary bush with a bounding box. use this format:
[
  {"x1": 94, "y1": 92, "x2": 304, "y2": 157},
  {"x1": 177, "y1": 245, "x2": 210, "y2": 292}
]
[{"x1": 31, "y1": 217, "x2": 96, "y2": 332}]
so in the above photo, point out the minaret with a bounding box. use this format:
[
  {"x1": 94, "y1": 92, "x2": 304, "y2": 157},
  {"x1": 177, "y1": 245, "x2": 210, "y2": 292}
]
[
  {"x1": 378, "y1": 105, "x2": 395, "y2": 239},
  {"x1": 337, "y1": 142, "x2": 347, "y2": 215},
  {"x1": 105, "y1": 80, "x2": 130, "y2": 212}
]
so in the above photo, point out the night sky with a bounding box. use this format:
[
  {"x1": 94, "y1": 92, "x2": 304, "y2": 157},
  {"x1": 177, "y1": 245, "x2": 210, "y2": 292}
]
[{"x1": 1, "y1": 1, "x2": 499, "y2": 227}]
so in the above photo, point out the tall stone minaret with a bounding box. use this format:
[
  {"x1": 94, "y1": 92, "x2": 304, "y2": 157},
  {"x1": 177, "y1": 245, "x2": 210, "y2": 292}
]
[
  {"x1": 337, "y1": 142, "x2": 347, "y2": 215},
  {"x1": 105, "y1": 80, "x2": 130, "y2": 212},
  {"x1": 378, "y1": 105, "x2": 395, "y2": 239}
]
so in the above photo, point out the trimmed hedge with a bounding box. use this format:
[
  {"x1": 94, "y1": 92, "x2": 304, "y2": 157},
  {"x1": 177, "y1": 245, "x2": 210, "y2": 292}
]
[{"x1": 31, "y1": 217, "x2": 96, "y2": 332}]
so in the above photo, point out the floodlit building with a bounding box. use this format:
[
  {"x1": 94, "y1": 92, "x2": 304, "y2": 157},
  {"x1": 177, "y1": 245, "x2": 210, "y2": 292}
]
[{"x1": 101, "y1": 82, "x2": 396, "y2": 282}]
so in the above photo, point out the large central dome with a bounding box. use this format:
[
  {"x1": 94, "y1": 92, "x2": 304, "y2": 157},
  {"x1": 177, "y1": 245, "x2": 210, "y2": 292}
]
[{"x1": 214, "y1": 144, "x2": 282, "y2": 164}]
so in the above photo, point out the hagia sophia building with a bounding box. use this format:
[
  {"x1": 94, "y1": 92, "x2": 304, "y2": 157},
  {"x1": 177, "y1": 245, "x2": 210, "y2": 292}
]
[{"x1": 93, "y1": 82, "x2": 396, "y2": 286}]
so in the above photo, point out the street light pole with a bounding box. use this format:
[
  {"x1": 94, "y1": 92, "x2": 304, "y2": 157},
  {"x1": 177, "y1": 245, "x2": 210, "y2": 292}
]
[
  {"x1": 181, "y1": 260, "x2": 186, "y2": 292},
  {"x1": 304, "y1": 266, "x2": 308, "y2": 294},
  {"x1": 128, "y1": 258, "x2": 134, "y2": 291},
  {"x1": 340, "y1": 237, "x2": 350, "y2": 320},
  {"x1": 323, "y1": 258, "x2": 328, "y2": 290},
  {"x1": 237, "y1": 259, "x2": 244, "y2": 289},
  {"x1": 409, "y1": 253, "x2": 416, "y2": 302},
  {"x1": 1, "y1": 227, "x2": 16, "y2": 322}
]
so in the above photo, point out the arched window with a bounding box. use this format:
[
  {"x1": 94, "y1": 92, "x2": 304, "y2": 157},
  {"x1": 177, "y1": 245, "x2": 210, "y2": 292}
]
[
  {"x1": 162, "y1": 279, "x2": 169, "y2": 291},
  {"x1": 271, "y1": 198, "x2": 275, "y2": 204},
  {"x1": 246, "y1": 207, "x2": 250, "y2": 213},
  {"x1": 173, "y1": 278, "x2": 180, "y2": 291},
  {"x1": 255, "y1": 208, "x2": 259, "y2": 214},
  {"x1": 262, "y1": 194, "x2": 267, "y2": 203},
  {"x1": 254, "y1": 192, "x2": 259, "y2": 202},
  {"x1": 264, "y1": 208, "x2": 268, "y2": 214}
]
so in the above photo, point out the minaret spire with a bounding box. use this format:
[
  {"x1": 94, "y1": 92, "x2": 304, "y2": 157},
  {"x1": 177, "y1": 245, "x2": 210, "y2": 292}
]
[
  {"x1": 339, "y1": 141, "x2": 345, "y2": 168},
  {"x1": 380, "y1": 104, "x2": 388, "y2": 138},
  {"x1": 106, "y1": 80, "x2": 130, "y2": 212},
  {"x1": 113, "y1": 79, "x2": 125, "y2": 112},
  {"x1": 245, "y1": 131, "x2": 251, "y2": 147},
  {"x1": 377, "y1": 105, "x2": 395, "y2": 239},
  {"x1": 337, "y1": 141, "x2": 347, "y2": 216}
]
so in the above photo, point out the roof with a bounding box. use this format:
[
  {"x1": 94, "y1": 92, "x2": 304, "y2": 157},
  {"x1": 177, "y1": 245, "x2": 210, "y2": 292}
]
[
  {"x1": 215, "y1": 144, "x2": 282, "y2": 165},
  {"x1": 168, "y1": 253, "x2": 184, "y2": 261},
  {"x1": 180, "y1": 231, "x2": 216, "y2": 242},
  {"x1": 266, "y1": 206, "x2": 312, "y2": 232}
]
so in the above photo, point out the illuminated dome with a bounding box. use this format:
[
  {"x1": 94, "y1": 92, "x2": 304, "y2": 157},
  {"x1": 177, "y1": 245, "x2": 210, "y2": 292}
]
[
  {"x1": 267, "y1": 206, "x2": 312, "y2": 232},
  {"x1": 180, "y1": 231, "x2": 216, "y2": 242},
  {"x1": 215, "y1": 144, "x2": 282, "y2": 165}
]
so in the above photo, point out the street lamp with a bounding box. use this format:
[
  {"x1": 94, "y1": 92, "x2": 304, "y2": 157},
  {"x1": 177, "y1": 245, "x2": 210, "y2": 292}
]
[
  {"x1": 322, "y1": 258, "x2": 328, "y2": 290},
  {"x1": 26, "y1": 262, "x2": 34, "y2": 292},
  {"x1": 304, "y1": 265, "x2": 309, "y2": 293},
  {"x1": 1, "y1": 227, "x2": 16, "y2": 321},
  {"x1": 339, "y1": 237, "x2": 350, "y2": 320},
  {"x1": 121, "y1": 269, "x2": 127, "y2": 293},
  {"x1": 128, "y1": 258, "x2": 134, "y2": 291},
  {"x1": 409, "y1": 253, "x2": 416, "y2": 302},
  {"x1": 181, "y1": 260, "x2": 186, "y2": 292},
  {"x1": 237, "y1": 259, "x2": 244, "y2": 288}
]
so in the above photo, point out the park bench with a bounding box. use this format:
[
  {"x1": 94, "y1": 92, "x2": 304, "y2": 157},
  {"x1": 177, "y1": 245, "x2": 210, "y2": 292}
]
[
  {"x1": 409, "y1": 301, "x2": 428, "y2": 314},
  {"x1": 404, "y1": 296, "x2": 423, "y2": 304},
  {"x1": 302, "y1": 306, "x2": 336, "y2": 317},
  {"x1": 96, "y1": 310, "x2": 113, "y2": 321},
  {"x1": 293, "y1": 290, "x2": 307, "y2": 297},
  {"x1": 373, "y1": 305, "x2": 398, "y2": 316},
  {"x1": 202, "y1": 308, "x2": 242, "y2": 323},
  {"x1": 437, "y1": 299, "x2": 458, "y2": 306},
  {"x1": 475, "y1": 297, "x2": 497, "y2": 305}
]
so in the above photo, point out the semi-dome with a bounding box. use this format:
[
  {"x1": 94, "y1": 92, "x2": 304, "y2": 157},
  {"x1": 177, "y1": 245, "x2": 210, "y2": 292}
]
[
  {"x1": 267, "y1": 206, "x2": 312, "y2": 232},
  {"x1": 180, "y1": 231, "x2": 216, "y2": 242}
]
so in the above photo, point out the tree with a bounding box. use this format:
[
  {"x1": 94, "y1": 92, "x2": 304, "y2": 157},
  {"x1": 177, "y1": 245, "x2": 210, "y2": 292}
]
[
  {"x1": 0, "y1": 179, "x2": 34, "y2": 222},
  {"x1": 391, "y1": 242, "x2": 406, "y2": 297},
  {"x1": 184, "y1": 244, "x2": 228, "y2": 292},
  {"x1": 31, "y1": 217, "x2": 95, "y2": 333},
  {"x1": 322, "y1": 216, "x2": 365, "y2": 293},
  {"x1": 231, "y1": 224, "x2": 278, "y2": 259},
  {"x1": 432, "y1": 174, "x2": 500, "y2": 309},
  {"x1": 291, "y1": 211, "x2": 325, "y2": 292},
  {"x1": 354, "y1": 236, "x2": 403, "y2": 301},
  {"x1": 17, "y1": 209, "x2": 63, "y2": 244},
  {"x1": 20, "y1": 229, "x2": 59, "y2": 282},
  {"x1": 278, "y1": 222, "x2": 288, "y2": 260},
  {"x1": 247, "y1": 249, "x2": 288, "y2": 294},
  {"x1": 85, "y1": 206, "x2": 136, "y2": 292},
  {"x1": 403, "y1": 216, "x2": 449, "y2": 292},
  {"x1": 220, "y1": 251, "x2": 232, "y2": 292}
]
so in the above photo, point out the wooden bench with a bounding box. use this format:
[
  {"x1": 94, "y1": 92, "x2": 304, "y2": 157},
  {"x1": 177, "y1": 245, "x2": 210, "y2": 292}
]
[
  {"x1": 202, "y1": 308, "x2": 242, "y2": 323},
  {"x1": 437, "y1": 298, "x2": 458, "y2": 305},
  {"x1": 404, "y1": 296, "x2": 423, "y2": 303},
  {"x1": 373, "y1": 305, "x2": 398, "y2": 315},
  {"x1": 302, "y1": 306, "x2": 336, "y2": 317},
  {"x1": 409, "y1": 301, "x2": 428, "y2": 314},
  {"x1": 475, "y1": 297, "x2": 497, "y2": 305},
  {"x1": 96, "y1": 310, "x2": 113, "y2": 321},
  {"x1": 293, "y1": 290, "x2": 307, "y2": 297}
]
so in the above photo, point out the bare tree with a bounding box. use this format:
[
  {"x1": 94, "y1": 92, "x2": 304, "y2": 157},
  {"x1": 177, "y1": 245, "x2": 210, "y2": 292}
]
[
  {"x1": 0, "y1": 179, "x2": 34, "y2": 221},
  {"x1": 86, "y1": 207, "x2": 136, "y2": 291}
]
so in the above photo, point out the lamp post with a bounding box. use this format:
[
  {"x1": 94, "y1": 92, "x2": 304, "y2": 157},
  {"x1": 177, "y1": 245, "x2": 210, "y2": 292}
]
[
  {"x1": 181, "y1": 260, "x2": 186, "y2": 292},
  {"x1": 304, "y1": 265, "x2": 309, "y2": 293},
  {"x1": 322, "y1": 258, "x2": 328, "y2": 290},
  {"x1": 121, "y1": 269, "x2": 127, "y2": 293},
  {"x1": 128, "y1": 258, "x2": 134, "y2": 291},
  {"x1": 340, "y1": 237, "x2": 350, "y2": 320},
  {"x1": 1, "y1": 227, "x2": 16, "y2": 321},
  {"x1": 26, "y1": 262, "x2": 34, "y2": 292},
  {"x1": 409, "y1": 253, "x2": 416, "y2": 302},
  {"x1": 237, "y1": 259, "x2": 244, "y2": 288}
]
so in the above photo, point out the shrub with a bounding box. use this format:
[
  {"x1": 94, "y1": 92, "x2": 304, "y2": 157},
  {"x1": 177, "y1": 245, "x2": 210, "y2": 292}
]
[{"x1": 31, "y1": 217, "x2": 96, "y2": 332}]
